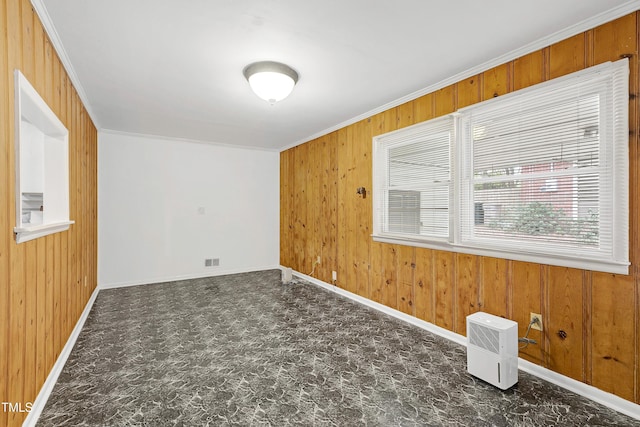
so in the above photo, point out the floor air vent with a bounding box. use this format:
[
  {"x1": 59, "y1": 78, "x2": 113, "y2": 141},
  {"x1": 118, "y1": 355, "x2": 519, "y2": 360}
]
[{"x1": 466, "y1": 312, "x2": 518, "y2": 390}]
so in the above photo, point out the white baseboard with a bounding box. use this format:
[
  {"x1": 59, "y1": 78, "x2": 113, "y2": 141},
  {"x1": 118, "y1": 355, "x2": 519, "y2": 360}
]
[
  {"x1": 22, "y1": 287, "x2": 100, "y2": 427},
  {"x1": 99, "y1": 265, "x2": 281, "y2": 289},
  {"x1": 289, "y1": 268, "x2": 640, "y2": 421}
]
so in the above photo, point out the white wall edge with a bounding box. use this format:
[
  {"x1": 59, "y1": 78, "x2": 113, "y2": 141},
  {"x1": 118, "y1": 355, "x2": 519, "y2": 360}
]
[
  {"x1": 99, "y1": 129, "x2": 279, "y2": 153},
  {"x1": 99, "y1": 265, "x2": 281, "y2": 290},
  {"x1": 288, "y1": 268, "x2": 640, "y2": 422},
  {"x1": 29, "y1": 0, "x2": 100, "y2": 128},
  {"x1": 22, "y1": 287, "x2": 99, "y2": 427},
  {"x1": 279, "y1": 1, "x2": 640, "y2": 152}
]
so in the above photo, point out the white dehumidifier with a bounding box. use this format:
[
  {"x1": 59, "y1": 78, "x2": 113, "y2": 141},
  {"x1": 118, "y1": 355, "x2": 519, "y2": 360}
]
[{"x1": 466, "y1": 311, "x2": 518, "y2": 390}]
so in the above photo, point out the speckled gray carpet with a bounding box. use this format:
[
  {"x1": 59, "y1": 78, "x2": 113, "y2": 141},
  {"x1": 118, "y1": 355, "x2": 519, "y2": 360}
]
[{"x1": 37, "y1": 269, "x2": 639, "y2": 426}]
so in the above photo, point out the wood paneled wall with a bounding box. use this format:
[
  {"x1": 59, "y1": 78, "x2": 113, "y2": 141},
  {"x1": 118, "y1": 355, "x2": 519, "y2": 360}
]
[
  {"x1": 0, "y1": 1, "x2": 98, "y2": 425},
  {"x1": 281, "y1": 13, "x2": 640, "y2": 404}
]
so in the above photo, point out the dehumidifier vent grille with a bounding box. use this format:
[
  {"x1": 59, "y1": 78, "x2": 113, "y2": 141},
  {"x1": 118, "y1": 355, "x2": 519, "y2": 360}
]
[{"x1": 468, "y1": 322, "x2": 499, "y2": 354}]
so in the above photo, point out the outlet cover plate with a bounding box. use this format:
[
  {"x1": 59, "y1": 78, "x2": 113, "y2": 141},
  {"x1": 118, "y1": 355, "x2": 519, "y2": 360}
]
[{"x1": 530, "y1": 312, "x2": 543, "y2": 331}]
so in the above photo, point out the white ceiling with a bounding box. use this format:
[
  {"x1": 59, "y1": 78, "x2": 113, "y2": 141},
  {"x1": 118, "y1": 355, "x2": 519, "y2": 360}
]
[{"x1": 39, "y1": 0, "x2": 638, "y2": 151}]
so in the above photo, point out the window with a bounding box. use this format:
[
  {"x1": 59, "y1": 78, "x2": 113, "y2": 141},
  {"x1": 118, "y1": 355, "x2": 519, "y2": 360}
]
[
  {"x1": 14, "y1": 70, "x2": 73, "y2": 243},
  {"x1": 373, "y1": 116, "x2": 454, "y2": 240},
  {"x1": 373, "y1": 59, "x2": 629, "y2": 274}
]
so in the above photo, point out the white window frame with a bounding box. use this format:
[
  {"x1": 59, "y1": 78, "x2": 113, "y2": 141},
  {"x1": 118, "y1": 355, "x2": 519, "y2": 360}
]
[
  {"x1": 14, "y1": 70, "x2": 73, "y2": 243},
  {"x1": 373, "y1": 59, "x2": 629, "y2": 275},
  {"x1": 373, "y1": 115, "x2": 455, "y2": 243}
]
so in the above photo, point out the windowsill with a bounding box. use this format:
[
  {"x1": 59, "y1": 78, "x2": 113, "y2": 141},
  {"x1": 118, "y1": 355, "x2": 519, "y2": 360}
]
[
  {"x1": 14, "y1": 220, "x2": 74, "y2": 243},
  {"x1": 372, "y1": 234, "x2": 630, "y2": 275}
]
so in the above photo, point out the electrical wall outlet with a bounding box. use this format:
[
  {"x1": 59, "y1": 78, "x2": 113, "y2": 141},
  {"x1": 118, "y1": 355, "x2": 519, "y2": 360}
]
[
  {"x1": 530, "y1": 312, "x2": 543, "y2": 331},
  {"x1": 316, "y1": 256, "x2": 321, "y2": 264},
  {"x1": 332, "y1": 270, "x2": 337, "y2": 281}
]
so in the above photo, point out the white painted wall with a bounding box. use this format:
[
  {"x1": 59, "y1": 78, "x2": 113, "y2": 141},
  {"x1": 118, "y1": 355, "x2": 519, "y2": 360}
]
[{"x1": 98, "y1": 131, "x2": 280, "y2": 287}]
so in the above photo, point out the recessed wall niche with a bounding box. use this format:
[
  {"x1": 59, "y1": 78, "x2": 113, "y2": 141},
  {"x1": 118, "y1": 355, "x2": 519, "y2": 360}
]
[{"x1": 14, "y1": 70, "x2": 73, "y2": 243}]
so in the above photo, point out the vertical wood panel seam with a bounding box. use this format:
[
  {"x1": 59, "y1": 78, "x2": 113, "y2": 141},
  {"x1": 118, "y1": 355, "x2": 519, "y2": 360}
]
[
  {"x1": 542, "y1": 47, "x2": 550, "y2": 82},
  {"x1": 411, "y1": 249, "x2": 416, "y2": 317},
  {"x1": 474, "y1": 256, "x2": 480, "y2": 314},
  {"x1": 507, "y1": 61, "x2": 514, "y2": 93},
  {"x1": 586, "y1": 31, "x2": 594, "y2": 68},
  {"x1": 478, "y1": 257, "x2": 485, "y2": 312},
  {"x1": 584, "y1": 270, "x2": 593, "y2": 385},
  {"x1": 431, "y1": 251, "x2": 438, "y2": 325},
  {"x1": 541, "y1": 265, "x2": 549, "y2": 368},
  {"x1": 506, "y1": 261, "x2": 513, "y2": 318},
  {"x1": 452, "y1": 255, "x2": 457, "y2": 332}
]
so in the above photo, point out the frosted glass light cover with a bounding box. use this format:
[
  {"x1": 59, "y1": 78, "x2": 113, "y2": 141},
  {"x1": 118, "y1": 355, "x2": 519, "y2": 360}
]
[{"x1": 248, "y1": 72, "x2": 295, "y2": 104}]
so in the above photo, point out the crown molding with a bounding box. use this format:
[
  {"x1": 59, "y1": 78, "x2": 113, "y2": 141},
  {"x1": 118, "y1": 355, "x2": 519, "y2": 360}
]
[
  {"x1": 99, "y1": 128, "x2": 280, "y2": 152},
  {"x1": 30, "y1": 0, "x2": 100, "y2": 128}
]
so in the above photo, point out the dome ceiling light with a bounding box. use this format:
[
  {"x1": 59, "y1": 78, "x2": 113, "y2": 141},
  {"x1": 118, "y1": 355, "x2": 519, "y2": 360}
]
[{"x1": 243, "y1": 61, "x2": 299, "y2": 104}]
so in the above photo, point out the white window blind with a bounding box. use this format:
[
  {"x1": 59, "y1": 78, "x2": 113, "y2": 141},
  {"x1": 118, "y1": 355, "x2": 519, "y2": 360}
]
[
  {"x1": 458, "y1": 59, "x2": 628, "y2": 269},
  {"x1": 373, "y1": 116, "x2": 454, "y2": 240},
  {"x1": 372, "y1": 59, "x2": 629, "y2": 274}
]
